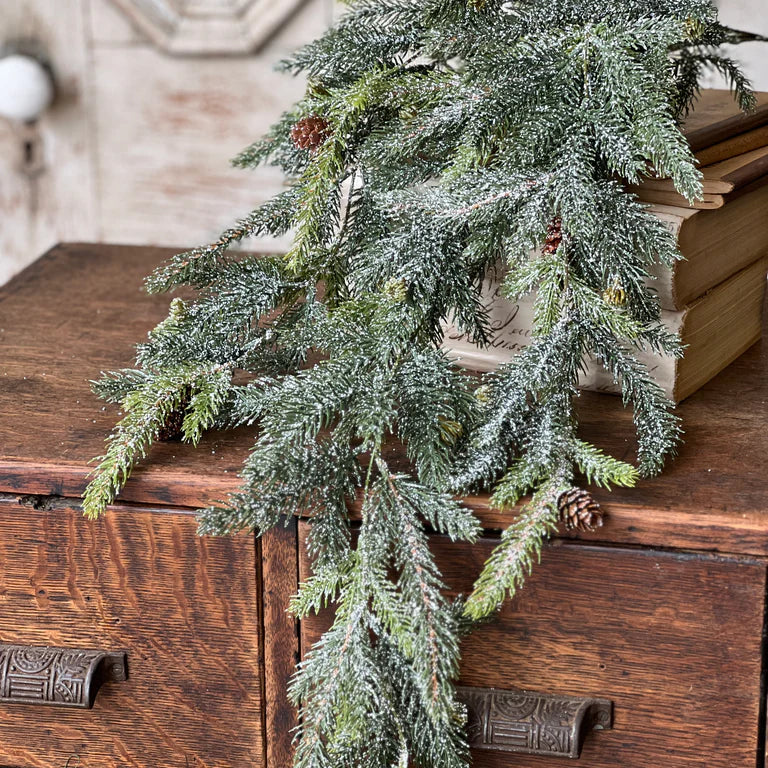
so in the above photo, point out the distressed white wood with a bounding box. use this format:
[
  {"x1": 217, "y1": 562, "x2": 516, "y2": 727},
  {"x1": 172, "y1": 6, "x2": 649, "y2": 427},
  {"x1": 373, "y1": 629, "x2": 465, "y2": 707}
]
[
  {"x1": 91, "y1": 0, "x2": 329, "y2": 249},
  {"x1": 184, "y1": 1, "x2": 253, "y2": 13},
  {"x1": 89, "y1": 0, "x2": 149, "y2": 45},
  {"x1": 106, "y1": 0, "x2": 312, "y2": 55},
  {"x1": 0, "y1": 0, "x2": 334, "y2": 284},
  {"x1": 0, "y1": 0, "x2": 95, "y2": 286}
]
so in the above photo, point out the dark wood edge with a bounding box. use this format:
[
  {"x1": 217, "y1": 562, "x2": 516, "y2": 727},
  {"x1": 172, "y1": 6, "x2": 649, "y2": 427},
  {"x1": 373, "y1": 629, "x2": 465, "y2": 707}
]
[
  {"x1": 758, "y1": 567, "x2": 768, "y2": 765},
  {"x1": 0, "y1": 460, "x2": 240, "y2": 510},
  {"x1": 5, "y1": 458, "x2": 768, "y2": 558},
  {"x1": 463, "y1": 496, "x2": 768, "y2": 559},
  {"x1": 261, "y1": 519, "x2": 300, "y2": 768},
  {"x1": 720, "y1": 152, "x2": 768, "y2": 189}
]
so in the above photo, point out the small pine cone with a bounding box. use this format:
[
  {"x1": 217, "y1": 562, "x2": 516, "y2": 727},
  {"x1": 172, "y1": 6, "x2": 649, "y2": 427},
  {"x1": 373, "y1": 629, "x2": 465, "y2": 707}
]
[
  {"x1": 157, "y1": 388, "x2": 191, "y2": 442},
  {"x1": 157, "y1": 409, "x2": 185, "y2": 442},
  {"x1": 542, "y1": 217, "x2": 563, "y2": 255},
  {"x1": 557, "y1": 488, "x2": 604, "y2": 531},
  {"x1": 291, "y1": 115, "x2": 331, "y2": 152}
]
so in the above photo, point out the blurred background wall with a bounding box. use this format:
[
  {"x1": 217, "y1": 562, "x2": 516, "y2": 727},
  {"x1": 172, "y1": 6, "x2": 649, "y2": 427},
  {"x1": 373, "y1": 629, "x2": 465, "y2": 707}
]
[
  {"x1": 713, "y1": 0, "x2": 768, "y2": 91},
  {"x1": 0, "y1": 0, "x2": 766, "y2": 286}
]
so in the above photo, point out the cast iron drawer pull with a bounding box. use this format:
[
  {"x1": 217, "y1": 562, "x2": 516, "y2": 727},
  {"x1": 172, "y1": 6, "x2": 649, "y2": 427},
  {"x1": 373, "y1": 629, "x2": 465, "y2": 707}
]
[
  {"x1": 0, "y1": 644, "x2": 127, "y2": 709},
  {"x1": 457, "y1": 685, "x2": 613, "y2": 759}
]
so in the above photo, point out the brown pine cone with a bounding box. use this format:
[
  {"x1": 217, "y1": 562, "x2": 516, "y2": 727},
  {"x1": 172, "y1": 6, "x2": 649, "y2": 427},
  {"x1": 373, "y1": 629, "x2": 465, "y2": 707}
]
[
  {"x1": 542, "y1": 217, "x2": 563, "y2": 255},
  {"x1": 157, "y1": 409, "x2": 185, "y2": 442},
  {"x1": 291, "y1": 115, "x2": 331, "y2": 152},
  {"x1": 157, "y1": 388, "x2": 191, "y2": 442},
  {"x1": 557, "y1": 488, "x2": 604, "y2": 531}
]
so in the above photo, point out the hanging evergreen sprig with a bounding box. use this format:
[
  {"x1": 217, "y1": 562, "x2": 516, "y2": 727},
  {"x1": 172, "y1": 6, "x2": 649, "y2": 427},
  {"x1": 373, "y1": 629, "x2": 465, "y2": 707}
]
[
  {"x1": 83, "y1": 362, "x2": 233, "y2": 517},
  {"x1": 83, "y1": 1, "x2": 759, "y2": 766},
  {"x1": 289, "y1": 461, "x2": 477, "y2": 768}
]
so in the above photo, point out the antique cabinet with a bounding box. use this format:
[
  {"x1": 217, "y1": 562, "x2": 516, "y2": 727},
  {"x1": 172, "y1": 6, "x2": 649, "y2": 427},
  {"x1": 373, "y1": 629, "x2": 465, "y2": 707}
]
[
  {"x1": 1, "y1": 243, "x2": 767, "y2": 766},
  {"x1": 0, "y1": 244, "x2": 298, "y2": 767}
]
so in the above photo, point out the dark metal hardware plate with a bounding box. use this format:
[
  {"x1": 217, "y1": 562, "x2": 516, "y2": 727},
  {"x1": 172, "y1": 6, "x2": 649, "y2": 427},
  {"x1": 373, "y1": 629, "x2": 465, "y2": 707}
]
[
  {"x1": 0, "y1": 644, "x2": 127, "y2": 709},
  {"x1": 458, "y1": 685, "x2": 613, "y2": 759}
]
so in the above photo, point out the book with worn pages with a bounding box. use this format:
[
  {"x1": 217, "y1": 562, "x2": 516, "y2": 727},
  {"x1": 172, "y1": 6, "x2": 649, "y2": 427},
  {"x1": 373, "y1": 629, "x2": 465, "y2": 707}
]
[
  {"x1": 441, "y1": 90, "x2": 768, "y2": 401},
  {"x1": 442, "y1": 256, "x2": 768, "y2": 403},
  {"x1": 632, "y1": 145, "x2": 768, "y2": 209},
  {"x1": 633, "y1": 90, "x2": 768, "y2": 209},
  {"x1": 684, "y1": 90, "x2": 768, "y2": 155},
  {"x1": 650, "y1": 182, "x2": 768, "y2": 309}
]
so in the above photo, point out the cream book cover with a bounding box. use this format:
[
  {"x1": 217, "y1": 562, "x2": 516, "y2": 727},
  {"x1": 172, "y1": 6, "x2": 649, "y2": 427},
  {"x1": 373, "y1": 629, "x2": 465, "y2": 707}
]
[{"x1": 443, "y1": 256, "x2": 768, "y2": 402}]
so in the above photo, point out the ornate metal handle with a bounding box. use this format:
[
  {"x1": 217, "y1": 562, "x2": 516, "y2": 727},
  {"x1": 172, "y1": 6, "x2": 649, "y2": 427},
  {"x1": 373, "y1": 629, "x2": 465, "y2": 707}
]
[
  {"x1": 458, "y1": 685, "x2": 612, "y2": 759},
  {"x1": 0, "y1": 644, "x2": 127, "y2": 709}
]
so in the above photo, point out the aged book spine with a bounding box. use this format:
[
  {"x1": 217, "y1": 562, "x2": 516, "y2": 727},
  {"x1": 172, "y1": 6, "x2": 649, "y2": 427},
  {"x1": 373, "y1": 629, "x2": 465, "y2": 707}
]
[
  {"x1": 695, "y1": 125, "x2": 768, "y2": 166},
  {"x1": 630, "y1": 188, "x2": 725, "y2": 209},
  {"x1": 639, "y1": 146, "x2": 768, "y2": 195},
  {"x1": 684, "y1": 95, "x2": 768, "y2": 153}
]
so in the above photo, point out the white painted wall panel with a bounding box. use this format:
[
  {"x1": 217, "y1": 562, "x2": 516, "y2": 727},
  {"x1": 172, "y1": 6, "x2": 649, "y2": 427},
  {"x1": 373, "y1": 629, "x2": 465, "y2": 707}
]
[
  {"x1": 90, "y1": 37, "x2": 303, "y2": 247},
  {"x1": 0, "y1": 0, "x2": 95, "y2": 286},
  {"x1": 717, "y1": 0, "x2": 768, "y2": 90},
  {"x1": 0, "y1": 0, "x2": 332, "y2": 283}
]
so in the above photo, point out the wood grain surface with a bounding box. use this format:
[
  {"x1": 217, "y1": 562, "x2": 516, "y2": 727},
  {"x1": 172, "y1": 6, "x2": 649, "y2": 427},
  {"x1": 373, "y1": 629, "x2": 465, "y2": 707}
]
[
  {"x1": 0, "y1": 498, "x2": 262, "y2": 767},
  {"x1": 3, "y1": 243, "x2": 768, "y2": 559},
  {"x1": 298, "y1": 523, "x2": 767, "y2": 767},
  {"x1": 0, "y1": 243, "x2": 254, "y2": 508},
  {"x1": 261, "y1": 520, "x2": 300, "y2": 768}
]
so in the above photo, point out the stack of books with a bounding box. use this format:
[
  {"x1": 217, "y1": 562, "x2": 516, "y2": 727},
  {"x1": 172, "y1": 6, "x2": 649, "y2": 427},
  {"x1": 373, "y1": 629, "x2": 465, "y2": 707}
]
[{"x1": 444, "y1": 90, "x2": 768, "y2": 402}]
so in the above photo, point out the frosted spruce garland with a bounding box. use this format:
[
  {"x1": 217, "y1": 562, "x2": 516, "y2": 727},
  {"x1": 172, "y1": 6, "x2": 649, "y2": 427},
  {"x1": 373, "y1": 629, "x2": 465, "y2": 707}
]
[{"x1": 83, "y1": 2, "x2": 759, "y2": 767}]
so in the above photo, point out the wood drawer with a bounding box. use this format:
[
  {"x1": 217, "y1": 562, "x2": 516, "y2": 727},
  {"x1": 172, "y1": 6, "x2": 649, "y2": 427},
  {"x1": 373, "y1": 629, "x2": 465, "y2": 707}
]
[
  {"x1": 0, "y1": 499, "x2": 263, "y2": 768},
  {"x1": 299, "y1": 523, "x2": 767, "y2": 766}
]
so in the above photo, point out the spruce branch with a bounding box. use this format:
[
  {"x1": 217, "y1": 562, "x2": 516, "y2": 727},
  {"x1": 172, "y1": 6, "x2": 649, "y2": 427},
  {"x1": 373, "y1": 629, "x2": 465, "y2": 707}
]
[
  {"x1": 83, "y1": 364, "x2": 231, "y2": 519},
  {"x1": 144, "y1": 190, "x2": 301, "y2": 294},
  {"x1": 83, "y1": 2, "x2": 763, "y2": 766},
  {"x1": 570, "y1": 439, "x2": 639, "y2": 489},
  {"x1": 464, "y1": 481, "x2": 562, "y2": 620},
  {"x1": 90, "y1": 368, "x2": 151, "y2": 403},
  {"x1": 289, "y1": 460, "x2": 473, "y2": 768}
]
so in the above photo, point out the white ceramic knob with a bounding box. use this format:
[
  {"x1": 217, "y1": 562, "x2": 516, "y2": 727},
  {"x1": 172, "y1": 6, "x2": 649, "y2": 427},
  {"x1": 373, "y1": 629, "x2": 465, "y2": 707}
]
[{"x1": 0, "y1": 54, "x2": 54, "y2": 122}]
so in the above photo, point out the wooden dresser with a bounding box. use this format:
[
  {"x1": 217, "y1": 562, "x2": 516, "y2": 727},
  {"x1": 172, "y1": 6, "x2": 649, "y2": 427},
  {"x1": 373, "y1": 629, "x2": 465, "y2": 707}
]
[{"x1": 1, "y1": 243, "x2": 767, "y2": 767}]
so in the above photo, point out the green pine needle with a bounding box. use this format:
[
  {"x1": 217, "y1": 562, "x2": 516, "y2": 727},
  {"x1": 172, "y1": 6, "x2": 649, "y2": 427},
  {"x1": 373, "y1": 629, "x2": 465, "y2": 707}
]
[{"x1": 82, "y1": 3, "x2": 761, "y2": 766}]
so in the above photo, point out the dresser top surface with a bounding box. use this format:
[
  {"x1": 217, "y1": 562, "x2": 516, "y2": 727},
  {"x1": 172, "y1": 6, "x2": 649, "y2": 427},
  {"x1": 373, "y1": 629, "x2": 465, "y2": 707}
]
[{"x1": 1, "y1": 243, "x2": 766, "y2": 555}]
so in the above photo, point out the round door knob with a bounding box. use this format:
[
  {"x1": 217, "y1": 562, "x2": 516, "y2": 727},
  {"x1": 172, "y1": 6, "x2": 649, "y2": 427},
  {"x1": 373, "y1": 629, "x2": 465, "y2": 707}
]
[{"x1": 0, "y1": 53, "x2": 54, "y2": 123}]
